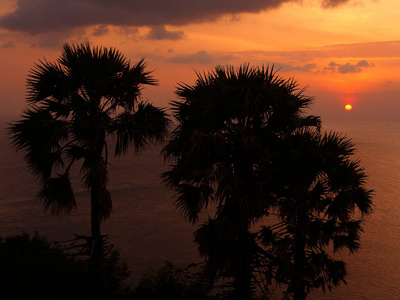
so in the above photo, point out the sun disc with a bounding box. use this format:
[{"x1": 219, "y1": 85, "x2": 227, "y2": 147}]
[{"x1": 345, "y1": 104, "x2": 352, "y2": 111}]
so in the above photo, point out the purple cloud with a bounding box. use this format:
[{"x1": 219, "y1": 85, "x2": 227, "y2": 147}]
[
  {"x1": 1, "y1": 41, "x2": 16, "y2": 48},
  {"x1": 92, "y1": 25, "x2": 109, "y2": 37},
  {"x1": 324, "y1": 60, "x2": 374, "y2": 74},
  {"x1": 338, "y1": 63, "x2": 361, "y2": 74},
  {"x1": 303, "y1": 63, "x2": 317, "y2": 70},
  {"x1": 0, "y1": 0, "x2": 362, "y2": 35},
  {"x1": 146, "y1": 26, "x2": 185, "y2": 41},
  {"x1": 356, "y1": 60, "x2": 375, "y2": 67},
  {"x1": 322, "y1": 0, "x2": 353, "y2": 8}
]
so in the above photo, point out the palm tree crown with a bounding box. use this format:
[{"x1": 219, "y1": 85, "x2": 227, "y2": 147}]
[{"x1": 259, "y1": 128, "x2": 373, "y2": 299}]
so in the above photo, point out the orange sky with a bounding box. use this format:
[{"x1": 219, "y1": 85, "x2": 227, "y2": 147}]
[{"x1": 0, "y1": 0, "x2": 399, "y2": 122}]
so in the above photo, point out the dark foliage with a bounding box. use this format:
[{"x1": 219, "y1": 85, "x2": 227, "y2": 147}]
[
  {"x1": 0, "y1": 233, "x2": 131, "y2": 300},
  {"x1": 258, "y1": 129, "x2": 373, "y2": 299},
  {"x1": 133, "y1": 261, "x2": 219, "y2": 300}
]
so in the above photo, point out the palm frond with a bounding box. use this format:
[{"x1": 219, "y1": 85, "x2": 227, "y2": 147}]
[
  {"x1": 332, "y1": 221, "x2": 362, "y2": 253},
  {"x1": 8, "y1": 108, "x2": 68, "y2": 181},
  {"x1": 26, "y1": 59, "x2": 69, "y2": 104},
  {"x1": 112, "y1": 102, "x2": 169, "y2": 155},
  {"x1": 175, "y1": 184, "x2": 212, "y2": 224},
  {"x1": 37, "y1": 174, "x2": 76, "y2": 216},
  {"x1": 81, "y1": 156, "x2": 108, "y2": 189}
]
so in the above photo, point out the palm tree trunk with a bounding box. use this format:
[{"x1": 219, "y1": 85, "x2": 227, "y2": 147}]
[
  {"x1": 90, "y1": 136, "x2": 105, "y2": 265},
  {"x1": 90, "y1": 176, "x2": 106, "y2": 299},
  {"x1": 233, "y1": 225, "x2": 254, "y2": 299},
  {"x1": 293, "y1": 236, "x2": 306, "y2": 300},
  {"x1": 292, "y1": 202, "x2": 307, "y2": 300},
  {"x1": 90, "y1": 177, "x2": 102, "y2": 261},
  {"x1": 232, "y1": 162, "x2": 255, "y2": 299},
  {"x1": 233, "y1": 255, "x2": 253, "y2": 298}
]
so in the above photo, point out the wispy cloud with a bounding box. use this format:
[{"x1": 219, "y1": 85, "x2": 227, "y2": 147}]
[{"x1": 168, "y1": 51, "x2": 237, "y2": 64}]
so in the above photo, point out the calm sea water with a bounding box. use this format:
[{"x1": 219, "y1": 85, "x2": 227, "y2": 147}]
[{"x1": 0, "y1": 116, "x2": 399, "y2": 299}]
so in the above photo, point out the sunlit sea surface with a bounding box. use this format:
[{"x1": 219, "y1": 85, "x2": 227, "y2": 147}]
[{"x1": 1, "y1": 116, "x2": 399, "y2": 300}]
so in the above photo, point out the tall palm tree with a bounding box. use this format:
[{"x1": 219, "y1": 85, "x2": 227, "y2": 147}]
[
  {"x1": 162, "y1": 64, "x2": 320, "y2": 298},
  {"x1": 8, "y1": 43, "x2": 169, "y2": 269},
  {"x1": 258, "y1": 128, "x2": 373, "y2": 299}
]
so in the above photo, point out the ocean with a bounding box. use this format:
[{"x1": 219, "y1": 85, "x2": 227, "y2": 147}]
[{"x1": 0, "y1": 116, "x2": 399, "y2": 299}]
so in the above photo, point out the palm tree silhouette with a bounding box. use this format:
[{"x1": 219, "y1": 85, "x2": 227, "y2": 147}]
[
  {"x1": 8, "y1": 43, "x2": 169, "y2": 278},
  {"x1": 162, "y1": 64, "x2": 320, "y2": 298},
  {"x1": 259, "y1": 129, "x2": 373, "y2": 299}
]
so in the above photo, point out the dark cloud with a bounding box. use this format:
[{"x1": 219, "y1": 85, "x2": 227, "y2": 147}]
[
  {"x1": 0, "y1": 0, "x2": 361, "y2": 35},
  {"x1": 323, "y1": 67, "x2": 335, "y2": 72},
  {"x1": 119, "y1": 27, "x2": 139, "y2": 36},
  {"x1": 322, "y1": 60, "x2": 374, "y2": 74},
  {"x1": 168, "y1": 51, "x2": 237, "y2": 64},
  {"x1": 338, "y1": 63, "x2": 361, "y2": 74},
  {"x1": 0, "y1": 0, "x2": 288, "y2": 35},
  {"x1": 322, "y1": 0, "x2": 353, "y2": 8},
  {"x1": 1, "y1": 41, "x2": 16, "y2": 48},
  {"x1": 92, "y1": 25, "x2": 109, "y2": 37},
  {"x1": 356, "y1": 59, "x2": 374, "y2": 67},
  {"x1": 322, "y1": 61, "x2": 339, "y2": 71},
  {"x1": 329, "y1": 61, "x2": 340, "y2": 67},
  {"x1": 146, "y1": 26, "x2": 185, "y2": 41}
]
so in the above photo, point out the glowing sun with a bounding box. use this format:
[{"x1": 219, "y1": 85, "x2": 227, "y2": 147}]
[{"x1": 345, "y1": 104, "x2": 353, "y2": 111}]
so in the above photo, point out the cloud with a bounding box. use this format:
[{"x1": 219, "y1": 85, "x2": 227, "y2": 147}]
[
  {"x1": 330, "y1": 60, "x2": 375, "y2": 74},
  {"x1": 169, "y1": 51, "x2": 214, "y2": 64},
  {"x1": 1, "y1": 41, "x2": 16, "y2": 48},
  {"x1": 0, "y1": 0, "x2": 287, "y2": 35},
  {"x1": 338, "y1": 63, "x2": 361, "y2": 74},
  {"x1": 119, "y1": 27, "x2": 139, "y2": 36},
  {"x1": 303, "y1": 63, "x2": 317, "y2": 70},
  {"x1": 356, "y1": 59, "x2": 374, "y2": 67},
  {"x1": 92, "y1": 25, "x2": 109, "y2": 37},
  {"x1": 322, "y1": 0, "x2": 353, "y2": 8},
  {"x1": 146, "y1": 26, "x2": 185, "y2": 40},
  {"x1": 0, "y1": 0, "x2": 364, "y2": 35},
  {"x1": 251, "y1": 41, "x2": 400, "y2": 63},
  {"x1": 323, "y1": 67, "x2": 334, "y2": 72},
  {"x1": 168, "y1": 51, "x2": 237, "y2": 64}
]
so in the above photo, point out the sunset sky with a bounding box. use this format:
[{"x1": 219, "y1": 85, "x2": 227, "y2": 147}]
[{"x1": 0, "y1": 0, "x2": 399, "y2": 122}]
